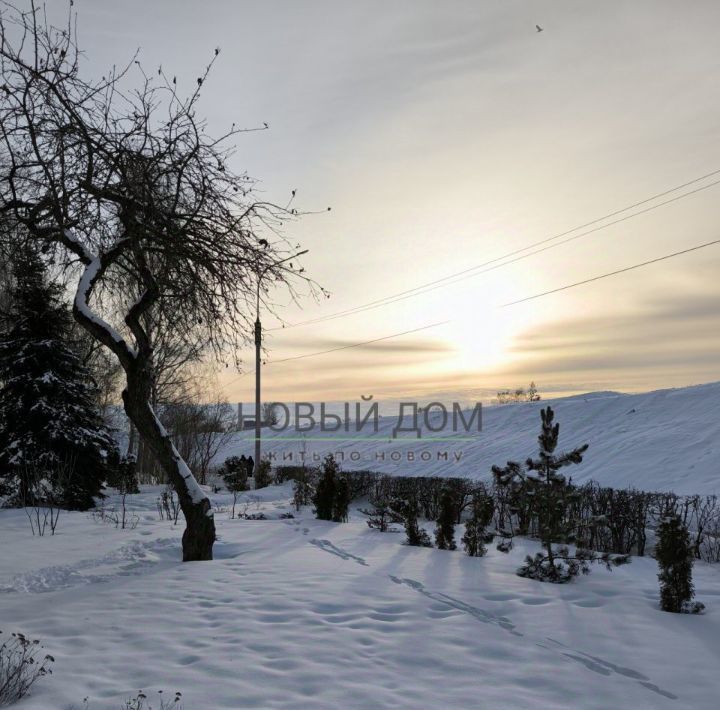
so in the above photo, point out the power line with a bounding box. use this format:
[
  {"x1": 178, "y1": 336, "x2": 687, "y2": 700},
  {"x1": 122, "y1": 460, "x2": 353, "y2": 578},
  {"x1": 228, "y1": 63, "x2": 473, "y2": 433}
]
[
  {"x1": 269, "y1": 171, "x2": 720, "y2": 330},
  {"x1": 275, "y1": 178, "x2": 720, "y2": 328},
  {"x1": 275, "y1": 176, "x2": 720, "y2": 328},
  {"x1": 223, "y1": 320, "x2": 450, "y2": 387},
  {"x1": 226, "y1": 236, "x2": 720, "y2": 386},
  {"x1": 502, "y1": 237, "x2": 720, "y2": 307},
  {"x1": 271, "y1": 320, "x2": 451, "y2": 364}
]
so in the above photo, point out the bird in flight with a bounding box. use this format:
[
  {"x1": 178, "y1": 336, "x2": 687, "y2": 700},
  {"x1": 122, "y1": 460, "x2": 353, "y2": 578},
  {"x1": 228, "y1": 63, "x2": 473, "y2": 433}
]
[{"x1": 536, "y1": 24, "x2": 544, "y2": 32}]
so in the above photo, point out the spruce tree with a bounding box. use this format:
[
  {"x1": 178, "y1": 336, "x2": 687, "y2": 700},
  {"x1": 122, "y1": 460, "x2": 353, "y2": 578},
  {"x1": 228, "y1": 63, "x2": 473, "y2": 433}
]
[
  {"x1": 314, "y1": 454, "x2": 338, "y2": 521},
  {"x1": 395, "y1": 497, "x2": 433, "y2": 547},
  {"x1": 332, "y1": 474, "x2": 350, "y2": 523},
  {"x1": 435, "y1": 487, "x2": 457, "y2": 550},
  {"x1": 656, "y1": 514, "x2": 704, "y2": 614},
  {"x1": 0, "y1": 248, "x2": 117, "y2": 509},
  {"x1": 462, "y1": 493, "x2": 495, "y2": 557}
]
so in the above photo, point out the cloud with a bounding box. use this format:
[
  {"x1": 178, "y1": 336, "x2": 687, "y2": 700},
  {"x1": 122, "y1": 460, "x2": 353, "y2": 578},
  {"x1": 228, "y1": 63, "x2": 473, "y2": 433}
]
[
  {"x1": 501, "y1": 285, "x2": 720, "y2": 391},
  {"x1": 267, "y1": 334, "x2": 452, "y2": 356}
]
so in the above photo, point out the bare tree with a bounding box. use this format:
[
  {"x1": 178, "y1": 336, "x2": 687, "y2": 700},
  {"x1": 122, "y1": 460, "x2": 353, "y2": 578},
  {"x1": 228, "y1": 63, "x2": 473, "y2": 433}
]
[
  {"x1": 19, "y1": 457, "x2": 76, "y2": 536},
  {"x1": 161, "y1": 392, "x2": 233, "y2": 485},
  {"x1": 131, "y1": 318, "x2": 217, "y2": 481},
  {"x1": 0, "y1": 3, "x2": 317, "y2": 559}
]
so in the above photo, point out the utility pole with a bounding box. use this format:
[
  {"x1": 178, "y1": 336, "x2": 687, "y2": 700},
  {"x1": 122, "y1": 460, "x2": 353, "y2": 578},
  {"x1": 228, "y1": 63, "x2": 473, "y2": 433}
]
[
  {"x1": 254, "y1": 313, "x2": 261, "y2": 466},
  {"x1": 253, "y1": 249, "x2": 308, "y2": 469}
]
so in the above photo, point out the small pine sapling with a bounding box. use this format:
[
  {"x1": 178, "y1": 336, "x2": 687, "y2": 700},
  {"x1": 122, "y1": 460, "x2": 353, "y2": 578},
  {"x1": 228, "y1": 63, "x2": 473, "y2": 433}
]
[
  {"x1": 360, "y1": 495, "x2": 403, "y2": 532},
  {"x1": 493, "y1": 407, "x2": 629, "y2": 582},
  {"x1": 292, "y1": 468, "x2": 314, "y2": 511},
  {"x1": 310, "y1": 456, "x2": 350, "y2": 523},
  {"x1": 115, "y1": 455, "x2": 140, "y2": 529},
  {"x1": 254, "y1": 459, "x2": 273, "y2": 489},
  {"x1": 435, "y1": 487, "x2": 457, "y2": 550},
  {"x1": 492, "y1": 461, "x2": 534, "y2": 537},
  {"x1": 495, "y1": 536, "x2": 513, "y2": 554},
  {"x1": 461, "y1": 493, "x2": 495, "y2": 557},
  {"x1": 393, "y1": 497, "x2": 432, "y2": 547},
  {"x1": 332, "y1": 474, "x2": 350, "y2": 523},
  {"x1": 314, "y1": 455, "x2": 339, "y2": 521},
  {"x1": 106, "y1": 454, "x2": 140, "y2": 494},
  {"x1": 656, "y1": 513, "x2": 705, "y2": 614},
  {"x1": 220, "y1": 456, "x2": 249, "y2": 519}
]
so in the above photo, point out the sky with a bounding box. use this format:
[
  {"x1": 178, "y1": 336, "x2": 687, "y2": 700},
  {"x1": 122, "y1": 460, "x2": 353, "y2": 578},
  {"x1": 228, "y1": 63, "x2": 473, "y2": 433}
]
[{"x1": 49, "y1": 0, "x2": 720, "y2": 404}]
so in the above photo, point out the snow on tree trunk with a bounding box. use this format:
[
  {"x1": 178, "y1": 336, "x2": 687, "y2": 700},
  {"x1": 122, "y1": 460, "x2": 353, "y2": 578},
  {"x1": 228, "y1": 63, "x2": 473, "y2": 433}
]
[
  {"x1": 122, "y1": 376, "x2": 215, "y2": 561},
  {"x1": 71, "y1": 249, "x2": 215, "y2": 561}
]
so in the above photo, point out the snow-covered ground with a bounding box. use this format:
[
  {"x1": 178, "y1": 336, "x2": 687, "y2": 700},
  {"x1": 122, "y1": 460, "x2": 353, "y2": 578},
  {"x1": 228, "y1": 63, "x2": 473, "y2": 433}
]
[
  {"x1": 1, "y1": 484, "x2": 719, "y2": 709},
  {"x1": 217, "y1": 382, "x2": 720, "y2": 494}
]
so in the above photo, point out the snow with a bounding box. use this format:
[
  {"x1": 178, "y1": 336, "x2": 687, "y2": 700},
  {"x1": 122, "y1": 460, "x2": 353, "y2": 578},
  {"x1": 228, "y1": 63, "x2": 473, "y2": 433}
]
[
  {"x1": 62, "y1": 229, "x2": 95, "y2": 264},
  {"x1": 1, "y1": 484, "x2": 719, "y2": 708},
  {"x1": 175, "y1": 452, "x2": 212, "y2": 510},
  {"x1": 74, "y1": 258, "x2": 133, "y2": 352},
  {"x1": 66, "y1": 231, "x2": 136, "y2": 358},
  {"x1": 217, "y1": 382, "x2": 720, "y2": 494},
  {"x1": 153, "y1": 415, "x2": 210, "y2": 508}
]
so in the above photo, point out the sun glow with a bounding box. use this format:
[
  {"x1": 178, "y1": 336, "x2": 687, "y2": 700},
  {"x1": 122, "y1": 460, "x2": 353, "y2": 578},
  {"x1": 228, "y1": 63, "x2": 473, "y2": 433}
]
[{"x1": 445, "y1": 301, "x2": 533, "y2": 375}]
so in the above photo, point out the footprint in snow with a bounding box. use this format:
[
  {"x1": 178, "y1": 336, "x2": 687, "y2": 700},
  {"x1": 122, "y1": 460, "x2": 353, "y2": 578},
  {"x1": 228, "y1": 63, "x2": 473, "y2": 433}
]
[
  {"x1": 308, "y1": 539, "x2": 368, "y2": 566},
  {"x1": 388, "y1": 575, "x2": 521, "y2": 636},
  {"x1": 389, "y1": 577, "x2": 678, "y2": 700},
  {"x1": 2, "y1": 538, "x2": 178, "y2": 593},
  {"x1": 542, "y1": 638, "x2": 678, "y2": 700}
]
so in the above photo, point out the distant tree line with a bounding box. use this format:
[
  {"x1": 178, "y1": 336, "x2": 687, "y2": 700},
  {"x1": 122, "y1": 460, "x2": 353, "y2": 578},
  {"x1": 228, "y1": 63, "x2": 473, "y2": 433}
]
[{"x1": 496, "y1": 381, "x2": 541, "y2": 404}]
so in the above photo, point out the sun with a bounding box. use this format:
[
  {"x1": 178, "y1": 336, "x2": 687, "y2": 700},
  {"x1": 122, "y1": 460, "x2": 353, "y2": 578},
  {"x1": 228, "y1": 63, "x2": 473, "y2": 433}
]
[{"x1": 443, "y1": 299, "x2": 534, "y2": 375}]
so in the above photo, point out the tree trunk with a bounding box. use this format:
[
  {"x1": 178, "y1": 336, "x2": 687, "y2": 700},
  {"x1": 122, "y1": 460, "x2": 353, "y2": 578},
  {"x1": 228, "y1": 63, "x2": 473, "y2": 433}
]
[
  {"x1": 122, "y1": 372, "x2": 215, "y2": 561},
  {"x1": 127, "y1": 424, "x2": 137, "y2": 457}
]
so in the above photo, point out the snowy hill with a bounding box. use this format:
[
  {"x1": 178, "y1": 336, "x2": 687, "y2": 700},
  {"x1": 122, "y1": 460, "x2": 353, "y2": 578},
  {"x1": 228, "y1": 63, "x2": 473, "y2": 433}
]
[{"x1": 217, "y1": 382, "x2": 720, "y2": 495}]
